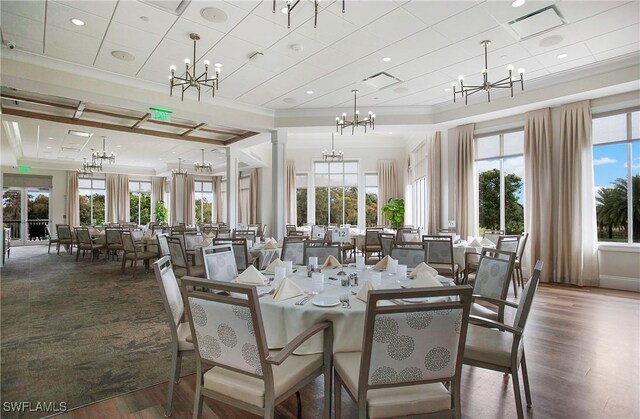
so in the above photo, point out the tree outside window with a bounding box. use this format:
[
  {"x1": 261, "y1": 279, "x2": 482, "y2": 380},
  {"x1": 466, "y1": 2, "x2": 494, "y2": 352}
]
[
  {"x1": 296, "y1": 173, "x2": 308, "y2": 226},
  {"x1": 129, "y1": 181, "x2": 151, "y2": 226},
  {"x1": 79, "y1": 178, "x2": 105, "y2": 225},
  {"x1": 314, "y1": 161, "x2": 358, "y2": 226},
  {"x1": 364, "y1": 173, "x2": 378, "y2": 227},
  {"x1": 195, "y1": 180, "x2": 214, "y2": 224}
]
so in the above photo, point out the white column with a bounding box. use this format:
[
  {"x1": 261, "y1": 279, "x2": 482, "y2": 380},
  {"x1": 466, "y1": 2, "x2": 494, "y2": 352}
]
[
  {"x1": 226, "y1": 147, "x2": 239, "y2": 229},
  {"x1": 271, "y1": 130, "x2": 287, "y2": 240}
]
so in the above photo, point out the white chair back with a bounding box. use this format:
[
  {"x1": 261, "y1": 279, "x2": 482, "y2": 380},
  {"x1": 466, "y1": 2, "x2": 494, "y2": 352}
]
[{"x1": 203, "y1": 244, "x2": 238, "y2": 282}]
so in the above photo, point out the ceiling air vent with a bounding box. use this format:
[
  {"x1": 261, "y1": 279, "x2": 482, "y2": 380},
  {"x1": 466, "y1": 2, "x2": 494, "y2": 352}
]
[
  {"x1": 140, "y1": 0, "x2": 191, "y2": 16},
  {"x1": 60, "y1": 147, "x2": 81, "y2": 152},
  {"x1": 508, "y1": 5, "x2": 565, "y2": 40},
  {"x1": 361, "y1": 72, "x2": 403, "y2": 90}
]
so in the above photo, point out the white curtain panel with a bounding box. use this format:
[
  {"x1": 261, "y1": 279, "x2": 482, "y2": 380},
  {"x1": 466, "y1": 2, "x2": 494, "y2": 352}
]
[
  {"x1": 455, "y1": 124, "x2": 476, "y2": 239},
  {"x1": 238, "y1": 173, "x2": 251, "y2": 224},
  {"x1": 170, "y1": 177, "x2": 177, "y2": 226},
  {"x1": 213, "y1": 176, "x2": 222, "y2": 223},
  {"x1": 555, "y1": 100, "x2": 599, "y2": 286},
  {"x1": 66, "y1": 171, "x2": 80, "y2": 227},
  {"x1": 426, "y1": 131, "x2": 442, "y2": 235},
  {"x1": 377, "y1": 160, "x2": 399, "y2": 226},
  {"x1": 250, "y1": 169, "x2": 259, "y2": 224},
  {"x1": 183, "y1": 174, "x2": 195, "y2": 226},
  {"x1": 286, "y1": 161, "x2": 297, "y2": 226},
  {"x1": 106, "y1": 174, "x2": 129, "y2": 223},
  {"x1": 117, "y1": 174, "x2": 129, "y2": 223},
  {"x1": 151, "y1": 176, "x2": 166, "y2": 222},
  {"x1": 524, "y1": 108, "x2": 554, "y2": 283}
]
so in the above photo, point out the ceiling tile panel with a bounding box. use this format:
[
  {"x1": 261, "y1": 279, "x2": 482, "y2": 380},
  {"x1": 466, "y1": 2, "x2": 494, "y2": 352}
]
[
  {"x1": 205, "y1": 34, "x2": 262, "y2": 62},
  {"x1": 224, "y1": 0, "x2": 261, "y2": 13},
  {"x1": 179, "y1": 0, "x2": 250, "y2": 33},
  {"x1": 229, "y1": 13, "x2": 290, "y2": 48},
  {"x1": 481, "y1": 1, "x2": 557, "y2": 24},
  {"x1": 267, "y1": 31, "x2": 327, "y2": 60},
  {"x1": 362, "y1": 7, "x2": 425, "y2": 45},
  {"x1": 389, "y1": 44, "x2": 473, "y2": 80},
  {"x1": 0, "y1": 12, "x2": 45, "y2": 44},
  {"x1": 103, "y1": 21, "x2": 164, "y2": 56},
  {"x1": 592, "y1": 43, "x2": 640, "y2": 62},
  {"x1": 293, "y1": 7, "x2": 359, "y2": 46},
  {"x1": 165, "y1": 18, "x2": 226, "y2": 52},
  {"x1": 400, "y1": 1, "x2": 479, "y2": 27},
  {"x1": 457, "y1": 26, "x2": 519, "y2": 57},
  {"x1": 585, "y1": 24, "x2": 640, "y2": 55},
  {"x1": 328, "y1": 1, "x2": 399, "y2": 27},
  {"x1": 431, "y1": 4, "x2": 499, "y2": 44},
  {"x1": 249, "y1": 0, "x2": 317, "y2": 28},
  {"x1": 54, "y1": 0, "x2": 117, "y2": 19},
  {"x1": 1, "y1": 0, "x2": 45, "y2": 22},
  {"x1": 111, "y1": 1, "x2": 179, "y2": 35},
  {"x1": 534, "y1": 42, "x2": 593, "y2": 68},
  {"x1": 0, "y1": 33, "x2": 43, "y2": 54},
  {"x1": 44, "y1": 25, "x2": 102, "y2": 65},
  {"x1": 375, "y1": 28, "x2": 451, "y2": 64},
  {"x1": 556, "y1": 1, "x2": 627, "y2": 24},
  {"x1": 94, "y1": 41, "x2": 151, "y2": 76},
  {"x1": 46, "y1": 1, "x2": 111, "y2": 39},
  {"x1": 545, "y1": 55, "x2": 596, "y2": 74}
]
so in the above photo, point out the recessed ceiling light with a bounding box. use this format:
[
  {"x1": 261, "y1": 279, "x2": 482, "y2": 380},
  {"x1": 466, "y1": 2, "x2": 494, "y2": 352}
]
[
  {"x1": 111, "y1": 50, "x2": 135, "y2": 62},
  {"x1": 116, "y1": 145, "x2": 122, "y2": 148},
  {"x1": 290, "y1": 44, "x2": 304, "y2": 52},
  {"x1": 200, "y1": 7, "x2": 228, "y2": 23},
  {"x1": 139, "y1": 15, "x2": 150, "y2": 22},
  {"x1": 214, "y1": 63, "x2": 223, "y2": 68},
  {"x1": 511, "y1": 0, "x2": 525, "y2": 8},
  {"x1": 393, "y1": 86, "x2": 409, "y2": 94},
  {"x1": 172, "y1": 151, "x2": 176, "y2": 154},
  {"x1": 70, "y1": 18, "x2": 85, "y2": 26},
  {"x1": 557, "y1": 53, "x2": 568, "y2": 59},
  {"x1": 306, "y1": 90, "x2": 314, "y2": 95},
  {"x1": 444, "y1": 88, "x2": 452, "y2": 92},
  {"x1": 382, "y1": 57, "x2": 391, "y2": 62},
  {"x1": 47, "y1": 137, "x2": 54, "y2": 140},
  {"x1": 283, "y1": 97, "x2": 297, "y2": 104},
  {"x1": 539, "y1": 35, "x2": 563, "y2": 47},
  {"x1": 46, "y1": 146, "x2": 52, "y2": 149}
]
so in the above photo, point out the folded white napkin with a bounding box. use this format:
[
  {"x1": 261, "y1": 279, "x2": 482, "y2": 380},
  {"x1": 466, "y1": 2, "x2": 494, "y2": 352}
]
[
  {"x1": 264, "y1": 258, "x2": 284, "y2": 274},
  {"x1": 480, "y1": 237, "x2": 495, "y2": 246},
  {"x1": 469, "y1": 238, "x2": 482, "y2": 247},
  {"x1": 194, "y1": 237, "x2": 211, "y2": 249},
  {"x1": 264, "y1": 241, "x2": 277, "y2": 250},
  {"x1": 207, "y1": 232, "x2": 216, "y2": 239},
  {"x1": 408, "y1": 271, "x2": 443, "y2": 288},
  {"x1": 272, "y1": 277, "x2": 304, "y2": 301},
  {"x1": 235, "y1": 265, "x2": 268, "y2": 285},
  {"x1": 409, "y1": 262, "x2": 438, "y2": 279},
  {"x1": 374, "y1": 255, "x2": 393, "y2": 270},
  {"x1": 356, "y1": 281, "x2": 376, "y2": 303},
  {"x1": 322, "y1": 255, "x2": 342, "y2": 269}
]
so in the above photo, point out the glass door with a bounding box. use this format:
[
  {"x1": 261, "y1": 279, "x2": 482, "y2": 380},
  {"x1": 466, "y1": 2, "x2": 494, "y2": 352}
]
[
  {"x1": 27, "y1": 188, "x2": 50, "y2": 242},
  {"x1": 3, "y1": 188, "x2": 23, "y2": 243},
  {"x1": 2, "y1": 187, "x2": 51, "y2": 245}
]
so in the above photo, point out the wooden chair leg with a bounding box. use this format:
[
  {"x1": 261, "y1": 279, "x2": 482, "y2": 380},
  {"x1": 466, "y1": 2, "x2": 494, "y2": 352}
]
[
  {"x1": 521, "y1": 351, "x2": 532, "y2": 408},
  {"x1": 512, "y1": 275, "x2": 519, "y2": 298},
  {"x1": 296, "y1": 391, "x2": 302, "y2": 419},
  {"x1": 165, "y1": 349, "x2": 180, "y2": 417},
  {"x1": 511, "y1": 366, "x2": 525, "y2": 419},
  {"x1": 334, "y1": 372, "x2": 342, "y2": 419}
]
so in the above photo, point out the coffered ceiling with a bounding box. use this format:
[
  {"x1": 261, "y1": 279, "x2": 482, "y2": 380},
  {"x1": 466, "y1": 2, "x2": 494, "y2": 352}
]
[{"x1": 1, "y1": 0, "x2": 638, "y2": 112}]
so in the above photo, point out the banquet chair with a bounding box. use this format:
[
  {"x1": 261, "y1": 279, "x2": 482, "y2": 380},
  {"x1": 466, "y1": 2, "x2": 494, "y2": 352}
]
[
  {"x1": 285, "y1": 224, "x2": 297, "y2": 236},
  {"x1": 482, "y1": 230, "x2": 504, "y2": 246},
  {"x1": 334, "y1": 285, "x2": 473, "y2": 419},
  {"x1": 156, "y1": 233, "x2": 170, "y2": 258},
  {"x1": 514, "y1": 233, "x2": 529, "y2": 288},
  {"x1": 497, "y1": 235, "x2": 522, "y2": 297},
  {"x1": 202, "y1": 226, "x2": 218, "y2": 237},
  {"x1": 390, "y1": 241, "x2": 426, "y2": 268},
  {"x1": 303, "y1": 240, "x2": 342, "y2": 266},
  {"x1": 364, "y1": 227, "x2": 384, "y2": 262},
  {"x1": 152, "y1": 256, "x2": 194, "y2": 417},
  {"x1": 183, "y1": 277, "x2": 333, "y2": 419},
  {"x1": 166, "y1": 236, "x2": 205, "y2": 278},
  {"x1": 104, "y1": 227, "x2": 124, "y2": 262},
  {"x1": 310, "y1": 224, "x2": 328, "y2": 240},
  {"x1": 233, "y1": 229, "x2": 257, "y2": 245},
  {"x1": 120, "y1": 230, "x2": 157, "y2": 277},
  {"x1": 55, "y1": 224, "x2": 74, "y2": 255},
  {"x1": 469, "y1": 249, "x2": 516, "y2": 323},
  {"x1": 464, "y1": 261, "x2": 544, "y2": 419},
  {"x1": 75, "y1": 227, "x2": 105, "y2": 263},
  {"x1": 211, "y1": 238, "x2": 254, "y2": 272},
  {"x1": 217, "y1": 227, "x2": 232, "y2": 238},
  {"x1": 46, "y1": 225, "x2": 59, "y2": 254},
  {"x1": 396, "y1": 227, "x2": 420, "y2": 242},
  {"x1": 202, "y1": 244, "x2": 238, "y2": 281},
  {"x1": 282, "y1": 237, "x2": 306, "y2": 265},
  {"x1": 287, "y1": 230, "x2": 305, "y2": 238},
  {"x1": 378, "y1": 233, "x2": 395, "y2": 259},
  {"x1": 422, "y1": 235, "x2": 460, "y2": 281}
]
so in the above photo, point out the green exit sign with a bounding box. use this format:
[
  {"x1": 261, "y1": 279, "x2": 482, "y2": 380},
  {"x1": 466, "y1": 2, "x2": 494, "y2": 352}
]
[
  {"x1": 18, "y1": 166, "x2": 30, "y2": 173},
  {"x1": 150, "y1": 107, "x2": 172, "y2": 122}
]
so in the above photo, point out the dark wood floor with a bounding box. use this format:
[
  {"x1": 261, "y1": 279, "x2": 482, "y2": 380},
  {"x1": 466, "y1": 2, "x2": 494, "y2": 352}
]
[{"x1": 53, "y1": 284, "x2": 639, "y2": 419}]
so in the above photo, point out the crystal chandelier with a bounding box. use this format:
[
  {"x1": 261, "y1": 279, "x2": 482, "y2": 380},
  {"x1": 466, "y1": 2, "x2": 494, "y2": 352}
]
[
  {"x1": 336, "y1": 90, "x2": 375, "y2": 135},
  {"x1": 169, "y1": 33, "x2": 221, "y2": 101},
  {"x1": 273, "y1": 0, "x2": 345, "y2": 28},
  {"x1": 83, "y1": 151, "x2": 102, "y2": 172},
  {"x1": 92, "y1": 136, "x2": 116, "y2": 164},
  {"x1": 172, "y1": 158, "x2": 188, "y2": 178},
  {"x1": 452, "y1": 40, "x2": 524, "y2": 104},
  {"x1": 194, "y1": 148, "x2": 212, "y2": 172},
  {"x1": 322, "y1": 133, "x2": 344, "y2": 161}
]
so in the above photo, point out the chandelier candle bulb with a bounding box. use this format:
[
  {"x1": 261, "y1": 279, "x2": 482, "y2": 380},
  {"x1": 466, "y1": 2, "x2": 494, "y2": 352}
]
[{"x1": 507, "y1": 64, "x2": 514, "y2": 72}]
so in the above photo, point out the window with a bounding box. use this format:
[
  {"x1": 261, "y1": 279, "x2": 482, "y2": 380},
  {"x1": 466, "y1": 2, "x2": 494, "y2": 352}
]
[
  {"x1": 364, "y1": 173, "x2": 378, "y2": 227},
  {"x1": 593, "y1": 111, "x2": 640, "y2": 243},
  {"x1": 79, "y1": 178, "x2": 105, "y2": 225},
  {"x1": 195, "y1": 180, "x2": 214, "y2": 224},
  {"x1": 314, "y1": 161, "x2": 358, "y2": 226},
  {"x1": 129, "y1": 181, "x2": 151, "y2": 226},
  {"x1": 475, "y1": 130, "x2": 525, "y2": 235},
  {"x1": 296, "y1": 173, "x2": 308, "y2": 226}
]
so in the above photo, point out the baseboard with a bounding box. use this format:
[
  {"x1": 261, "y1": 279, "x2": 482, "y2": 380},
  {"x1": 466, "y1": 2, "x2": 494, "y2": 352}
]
[{"x1": 599, "y1": 275, "x2": 640, "y2": 292}]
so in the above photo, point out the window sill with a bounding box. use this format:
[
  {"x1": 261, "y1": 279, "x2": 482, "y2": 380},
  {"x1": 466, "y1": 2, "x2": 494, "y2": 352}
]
[{"x1": 598, "y1": 243, "x2": 640, "y2": 253}]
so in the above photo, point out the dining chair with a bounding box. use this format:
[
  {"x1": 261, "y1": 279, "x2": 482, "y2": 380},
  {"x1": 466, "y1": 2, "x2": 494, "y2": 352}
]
[
  {"x1": 482, "y1": 230, "x2": 505, "y2": 246},
  {"x1": 285, "y1": 224, "x2": 297, "y2": 236},
  {"x1": 202, "y1": 244, "x2": 238, "y2": 281},
  {"x1": 470, "y1": 248, "x2": 517, "y2": 323},
  {"x1": 151, "y1": 256, "x2": 194, "y2": 417},
  {"x1": 287, "y1": 230, "x2": 305, "y2": 238},
  {"x1": 497, "y1": 235, "x2": 522, "y2": 297},
  {"x1": 120, "y1": 230, "x2": 157, "y2": 277},
  {"x1": 104, "y1": 227, "x2": 124, "y2": 262},
  {"x1": 233, "y1": 229, "x2": 257, "y2": 245},
  {"x1": 310, "y1": 224, "x2": 328, "y2": 240},
  {"x1": 334, "y1": 285, "x2": 473, "y2": 419},
  {"x1": 282, "y1": 237, "x2": 306, "y2": 265},
  {"x1": 202, "y1": 226, "x2": 218, "y2": 237},
  {"x1": 156, "y1": 233, "x2": 170, "y2": 258},
  {"x1": 464, "y1": 261, "x2": 544, "y2": 419},
  {"x1": 422, "y1": 235, "x2": 460, "y2": 281},
  {"x1": 396, "y1": 227, "x2": 420, "y2": 242},
  {"x1": 364, "y1": 227, "x2": 383, "y2": 262},
  {"x1": 167, "y1": 236, "x2": 205, "y2": 278},
  {"x1": 55, "y1": 224, "x2": 74, "y2": 255},
  {"x1": 377, "y1": 233, "x2": 394, "y2": 259},
  {"x1": 303, "y1": 240, "x2": 342, "y2": 265},
  {"x1": 217, "y1": 227, "x2": 232, "y2": 238},
  {"x1": 182, "y1": 277, "x2": 333, "y2": 419},
  {"x1": 211, "y1": 237, "x2": 253, "y2": 272},
  {"x1": 74, "y1": 227, "x2": 105, "y2": 263},
  {"x1": 514, "y1": 233, "x2": 529, "y2": 289},
  {"x1": 390, "y1": 241, "x2": 426, "y2": 268},
  {"x1": 46, "y1": 225, "x2": 59, "y2": 254}
]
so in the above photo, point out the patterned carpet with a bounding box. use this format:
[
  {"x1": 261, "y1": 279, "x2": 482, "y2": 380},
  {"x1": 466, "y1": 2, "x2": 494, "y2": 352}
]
[{"x1": 0, "y1": 245, "x2": 194, "y2": 418}]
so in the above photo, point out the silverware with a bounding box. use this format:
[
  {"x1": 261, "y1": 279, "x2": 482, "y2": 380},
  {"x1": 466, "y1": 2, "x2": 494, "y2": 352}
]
[
  {"x1": 389, "y1": 299, "x2": 405, "y2": 305},
  {"x1": 259, "y1": 289, "x2": 275, "y2": 298},
  {"x1": 295, "y1": 296, "x2": 312, "y2": 305}
]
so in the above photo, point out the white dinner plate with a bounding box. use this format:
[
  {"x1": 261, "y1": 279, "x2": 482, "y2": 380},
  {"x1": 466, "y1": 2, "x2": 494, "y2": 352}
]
[
  {"x1": 312, "y1": 297, "x2": 341, "y2": 307},
  {"x1": 401, "y1": 297, "x2": 431, "y2": 303}
]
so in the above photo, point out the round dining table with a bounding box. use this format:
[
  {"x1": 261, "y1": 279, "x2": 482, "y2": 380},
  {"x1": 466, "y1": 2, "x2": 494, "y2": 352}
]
[{"x1": 258, "y1": 265, "x2": 453, "y2": 354}]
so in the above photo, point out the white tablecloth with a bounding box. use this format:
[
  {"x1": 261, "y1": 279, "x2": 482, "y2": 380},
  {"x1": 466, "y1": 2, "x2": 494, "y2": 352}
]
[
  {"x1": 452, "y1": 242, "x2": 496, "y2": 269},
  {"x1": 259, "y1": 266, "x2": 452, "y2": 354}
]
